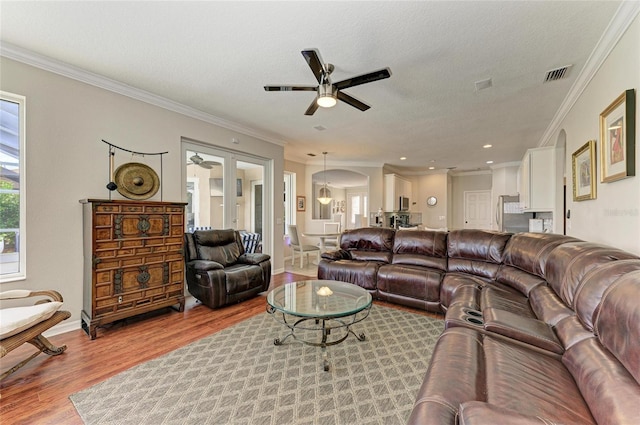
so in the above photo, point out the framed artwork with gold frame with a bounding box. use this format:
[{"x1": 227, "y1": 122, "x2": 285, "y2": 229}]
[
  {"x1": 600, "y1": 89, "x2": 636, "y2": 182},
  {"x1": 572, "y1": 140, "x2": 597, "y2": 201},
  {"x1": 296, "y1": 196, "x2": 306, "y2": 212}
]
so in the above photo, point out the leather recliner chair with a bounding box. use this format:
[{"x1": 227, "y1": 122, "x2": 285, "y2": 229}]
[{"x1": 184, "y1": 229, "x2": 271, "y2": 309}]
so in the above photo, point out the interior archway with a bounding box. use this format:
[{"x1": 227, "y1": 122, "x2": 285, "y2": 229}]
[{"x1": 311, "y1": 169, "x2": 369, "y2": 228}]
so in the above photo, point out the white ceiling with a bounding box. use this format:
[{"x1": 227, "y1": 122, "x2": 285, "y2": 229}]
[{"x1": 0, "y1": 1, "x2": 623, "y2": 173}]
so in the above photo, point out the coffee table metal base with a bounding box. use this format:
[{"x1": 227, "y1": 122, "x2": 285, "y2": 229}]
[{"x1": 267, "y1": 305, "x2": 370, "y2": 371}]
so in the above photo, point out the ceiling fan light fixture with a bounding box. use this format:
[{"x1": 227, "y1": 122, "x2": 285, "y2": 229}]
[{"x1": 317, "y1": 84, "x2": 337, "y2": 108}]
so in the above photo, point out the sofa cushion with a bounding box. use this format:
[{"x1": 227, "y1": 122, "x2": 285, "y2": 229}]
[
  {"x1": 0, "y1": 301, "x2": 63, "y2": 339},
  {"x1": 377, "y1": 264, "x2": 444, "y2": 304},
  {"x1": 528, "y1": 284, "x2": 573, "y2": 326},
  {"x1": 447, "y1": 230, "x2": 511, "y2": 280},
  {"x1": 392, "y1": 230, "x2": 448, "y2": 271},
  {"x1": 480, "y1": 283, "x2": 535, "y2": 318},
  {"x1": 458, "y1": 401, "x2": 560, "y2": 425},
  {"x1": 595, "y1": 271, "x2": 640, "y2": 384},
  {"x1": 482, "y1": 308, "x2": 563, "y2": 354},
  {"x1": 494, "y1": 265, "x2": 546, "y2": 296},
  {"x1": 194, "y1": 229, "x2": 242, "y2": 267},
  {"x1": 501, "y1": 233, "x2": 578, "y2": 278},
  {"x1": 409, "y1": 327, "x2": 596, "y2": 425},
  {"x1": 573, "y1": 260, "x2": 640, "y2": 332},
  {"x1": 317, "y1": 259, "x2": 381, "y2": 291},
  {"x1": 563, "y1": 337, "x2": 640, "y2": 425},
  {"x1": 545, "y1": 242, "x2": 639, "y2": 309},
  {"x1": 483, "y1": 335, "x2": 595, "y2": 423}
]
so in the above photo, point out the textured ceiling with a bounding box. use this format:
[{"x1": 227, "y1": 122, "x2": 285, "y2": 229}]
[{"x1": 0, "y1": 1, "x2": 622, "y2": 172}]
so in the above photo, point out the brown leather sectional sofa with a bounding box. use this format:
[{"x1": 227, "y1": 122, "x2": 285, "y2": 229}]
[{"x1": 318, "y1": 228, "x2": 640, "y2": 424}]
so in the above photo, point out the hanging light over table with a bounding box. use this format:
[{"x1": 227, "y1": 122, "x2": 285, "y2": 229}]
[{"x1": 317, "y1": 151, "x2": 332, "y2": 205}]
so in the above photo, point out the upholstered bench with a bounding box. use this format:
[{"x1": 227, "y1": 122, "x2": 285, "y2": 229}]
[{"x1": 0, "y1": 290, "x2": 71, "y2": 380}]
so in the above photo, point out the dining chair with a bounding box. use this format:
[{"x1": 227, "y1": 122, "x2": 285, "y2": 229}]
[
  {"x1": 288, "y1": 225, "x2": 320, "y2": 268},
  {"x1": 323, "y1": 222, "x2": 341, "y2": 249}
]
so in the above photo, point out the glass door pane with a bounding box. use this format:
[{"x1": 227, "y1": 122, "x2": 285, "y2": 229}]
[
  {"x1": 237, "y1": 158, "x2": 264, "y2": 251},
  {"x1": 186, "y1": 150, "x2": 225, "y2": 232}
]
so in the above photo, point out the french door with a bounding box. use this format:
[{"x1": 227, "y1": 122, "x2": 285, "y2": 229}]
[{"x1": 182, "y1": 140, "x2": 271, "y2": 253}]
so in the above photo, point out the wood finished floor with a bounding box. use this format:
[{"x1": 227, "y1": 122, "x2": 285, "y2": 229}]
[{"x1": 0, "y1": 272, "x2": 441, "y2": 424}]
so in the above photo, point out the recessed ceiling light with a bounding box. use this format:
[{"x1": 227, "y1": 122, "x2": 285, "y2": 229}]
[
  {"x1": 400, "y1": 157, "x2": 406, "y2": 161},
  {"x1": 429, "y1": 159, "x2": 436, "y2": 163},
  {"x1": 483, "y1": 144, "x2": 492, "y2": 148},
  {"x1": 486, "y1": 160, "x2": 494, "y2": 164},
  {"x1": 428, "y1": 166, "x2": 435, "y2": 170}
]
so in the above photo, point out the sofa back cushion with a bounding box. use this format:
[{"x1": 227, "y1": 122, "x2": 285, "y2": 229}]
[
  {"x1": 392, "y1": 230, "x2": 448, "y2": 271},
  {"x1": 193, "y1": 229, "x2": 243, "y2": 267},
  {"x1": 340, "y1": 227, "x2": 395, "y2": 263},
  {"x1": 545, "y1": 242, "x2": 639, "y2": 308},
  {"x1": 574, "y1": 260, "x2": 640, "y2": 332},
  {"x1": 595, "y1": 270, "x2": 640, "y2": 384},
  {"x1": 501, "y1": 233, "x2": 578, "y2": 278},
  {"x1": 447, "y1": 230, "x2": 511, "y2": 279}
]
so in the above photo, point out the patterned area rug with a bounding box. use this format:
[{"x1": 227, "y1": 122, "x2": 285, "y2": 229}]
[{"x1": 70, "y1": 305, "x2": 444, "y2": 425}]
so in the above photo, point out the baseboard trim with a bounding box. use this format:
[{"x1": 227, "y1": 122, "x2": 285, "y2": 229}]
[{"x1": 43, "y1": 319, "x2": 81, "y2": 337}]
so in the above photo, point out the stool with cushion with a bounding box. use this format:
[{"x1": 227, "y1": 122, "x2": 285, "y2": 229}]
[{"x1": 0, "y1": 290, "x2": 71, "y2": 380}]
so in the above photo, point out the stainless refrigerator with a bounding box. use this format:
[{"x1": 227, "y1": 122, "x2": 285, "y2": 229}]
[{"x1": 497, "y1": 195, "x2": 534, "y2": 233}]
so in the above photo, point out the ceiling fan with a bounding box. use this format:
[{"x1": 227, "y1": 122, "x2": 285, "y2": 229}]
[
  {"x1": 264, "y1": 49, "x2": 391, "y2": 116},
  {"x1": 187, "y1": 153, "x2": 221, "y2": 169}
]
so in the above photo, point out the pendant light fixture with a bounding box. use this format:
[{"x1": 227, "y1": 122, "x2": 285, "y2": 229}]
[{"x1": 317, "y1": 151, "x2": 332, "y2": 205}]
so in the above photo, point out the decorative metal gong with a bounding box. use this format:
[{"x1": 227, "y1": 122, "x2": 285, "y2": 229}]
[{"x1": 114, "y1": 162, "x2": 160, "y2": 200}]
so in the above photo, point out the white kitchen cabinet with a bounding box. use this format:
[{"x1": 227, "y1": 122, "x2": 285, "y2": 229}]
[
  {"x1": 519, "y1": 146, "x2": 555, "y2": 211},
  {"x1": 384, "y1": 173, "x2": 412, "y2": 211}
]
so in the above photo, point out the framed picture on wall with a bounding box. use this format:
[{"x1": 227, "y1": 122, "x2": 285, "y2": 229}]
[
  {"x1": 296, "y1": 196, "x2": 305, "y2": 212},
  {"x1": 600, "y1": 89, "x2": 636, "y2": 183},
  {"x1": 572, "y1": 140, "x2": 596, "y2": 201}
]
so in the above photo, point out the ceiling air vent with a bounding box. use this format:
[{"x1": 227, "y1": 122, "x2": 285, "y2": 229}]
[
  {"x1": 544, "y1": 65, "x2": 572, "y2": 83},
  {"x1": 475, "y1": 78, "x2": 493, "y2": 92}
]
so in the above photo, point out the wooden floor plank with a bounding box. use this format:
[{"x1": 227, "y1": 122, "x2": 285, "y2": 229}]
[{"x1": 0, "y1": 272, "x2": 440, "y2": 424}]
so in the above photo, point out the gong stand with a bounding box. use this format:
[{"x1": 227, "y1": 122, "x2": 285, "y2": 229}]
[{"x1": 102, "y1": 139, "x2": 168, "y2": 201}]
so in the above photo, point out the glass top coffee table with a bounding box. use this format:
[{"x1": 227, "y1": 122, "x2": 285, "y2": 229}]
[{"x1": 266, "y1": 280, "x2": 372, "y2": 371}]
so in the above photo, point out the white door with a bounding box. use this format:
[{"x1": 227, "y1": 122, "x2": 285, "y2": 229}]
[{"x1": 464, "y1": 190, "x2": 492, "y2": 229}]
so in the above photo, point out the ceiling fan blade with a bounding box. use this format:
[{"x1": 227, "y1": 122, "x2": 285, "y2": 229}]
[
  {"x1": 337, "y1": 91, "x2": 370, "y2": 111},
  {"x1": 301, "y1": 49, "x2": 325, "y2": 84},
  {"x1": 304, "y1": 98, "x2": 320, "y2": 116},
  {"x1": 334, "y1": 68, "x2": 391, "y2": 90},
  {"x1": 264, "y1": 85, "x2": 317, "y2": 92}
]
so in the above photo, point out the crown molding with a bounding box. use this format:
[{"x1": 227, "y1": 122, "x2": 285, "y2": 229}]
[
  {"x1": 490, "y1": 161, "x2": 521, "y2": 170},
  {"x1": 538, "y1": 1, "x2": 640, "y2": 147},
  {"x1": 0, "y1": 42, "x2": 286, "y2": 147}
]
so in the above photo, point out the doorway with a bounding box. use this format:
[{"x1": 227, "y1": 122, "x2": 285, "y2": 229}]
[
  {"x1": 464, "y1": 190, "x2": 492, "y2": 229},
  {"x1": 182, "y1": 139, "x2": 271, "y2": 254}
]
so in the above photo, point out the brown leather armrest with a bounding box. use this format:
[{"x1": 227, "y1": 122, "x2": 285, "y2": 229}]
[
  {"x1": 321, "y1": 249, "x2": 351, "y2": 261},
  {"x1": 188, "y1": 259, "x2": 224, "y2": 272},
  {"x1": 483, "y1": 308, "x2": 564, "y2": 354}
]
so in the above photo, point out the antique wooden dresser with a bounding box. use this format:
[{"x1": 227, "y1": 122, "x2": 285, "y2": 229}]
[{"x1": 80, "y1": 199, "x2": 187, "y2": 339}]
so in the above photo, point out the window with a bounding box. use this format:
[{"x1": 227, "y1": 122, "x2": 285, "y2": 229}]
[
  {"x1": 284, "y1": 172, "x2": 295, "y2": 234},
  {"x1": 0, "y1": 92, "x2": 26, "y2": 282}
]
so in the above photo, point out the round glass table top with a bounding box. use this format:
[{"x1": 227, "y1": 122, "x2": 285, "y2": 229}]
[{"x1": 267, "y1": 280, "x2": 372, "y2": 318}]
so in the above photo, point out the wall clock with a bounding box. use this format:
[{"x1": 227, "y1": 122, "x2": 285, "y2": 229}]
[{"x1": 427, "y1": 196, "x2": 437, "y2": 206}]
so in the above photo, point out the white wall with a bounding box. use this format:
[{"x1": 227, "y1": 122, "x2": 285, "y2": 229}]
[
  {"x1": 450, "y1": 172, "x2": 493, "y2": 230},
  {"x1": 414, "y1": 173, "x2": 449, "y2": 228},
  {"x1": 0, "y1": 57, "x2": 285, "y2": 324},
  {"x1": 554, "y1": 14, "x2": 640, "y2": 254}
]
